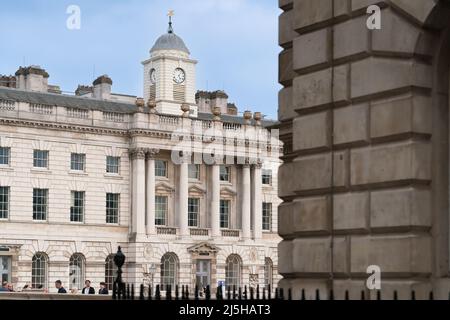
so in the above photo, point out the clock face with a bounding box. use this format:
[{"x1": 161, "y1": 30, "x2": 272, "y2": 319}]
[
  {"x1": 150, "y1": 69, "x2": 156, "y2": 84},
  {"x1": 173, "y1": 68, "x2": 186, "y2": 84}
]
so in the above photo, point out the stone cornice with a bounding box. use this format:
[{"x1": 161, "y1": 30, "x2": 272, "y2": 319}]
[{"x1": 0, "y1": 117, "x2": 283, "y2": 153}]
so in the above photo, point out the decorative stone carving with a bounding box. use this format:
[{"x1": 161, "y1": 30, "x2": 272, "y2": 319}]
[
  {"x1": 249, "y1": 274, "x2": 259, "y2": 289},
  {"x1": 213, "y1": 107, "x2": 221, "y2": 121},
  {"x1": 146, "y1": 148, "x2": 160, "y2": 159},
  {"x1": 249, "y1": 247, "x2": 258, "y2": 263},
  {"x1": 143, "y1": 244, "x2": 153, "y2": 259},
  {"x1": 130, "y1": 148, "x2": 146, "y2": 160},
  {"x1": 243, "y1": 111, "x2": 252, "y2": 125},
  {"x1": 147, "y1": 99, "x2": 157, "y2": 114},
  {"x1": 253, "y1": 112, "x2": 262, "y2": 126}
]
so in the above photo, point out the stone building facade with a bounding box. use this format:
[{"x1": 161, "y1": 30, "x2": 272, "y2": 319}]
[
  {"x1": 277, "y1": 0, "x2": 450, "y2": 299},
  {"x1": 0, "y1": 22, "x2": 282, "y2": 293}
]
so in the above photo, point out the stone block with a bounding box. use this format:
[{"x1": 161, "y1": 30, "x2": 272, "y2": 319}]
[
  {"x1": 293, "y1": 0, "x2": 332, "y2": 31},
  {"x1": 389, "y1": 0, "x2": 437, "y2": 25},
  {"x1": 291, "y1": 196, "x2": 330, "y2": 233},
  {"x1": 333, "y1": 192, "x2": 369, "y2": 231},
  {"x1": 370, "y1": 188, "x2": 431, "y2": 228},
  {"x1": 279, "y1": 0, "x2": 293, "y2": 10},
  {"x1": 351, "y1": 0, "x2": 387, "y2": 11},
  {"x1": 279, "y1": 48, "x2": 294, "y2": 86},
  {"x1": 351, "y1": 57, "x2": 432, "y2": 100},
  {"x1": 279, "y1": 10, "x2": 295, "y2": 47},
  {"x1": 278, "y1": 162, "x2": 298, "y2": 197},
  {"x1": 293, "y1": 28, "x2": 330, "y2": 70},
  {"x1": 372, "y1": 8, "x2": 422, "y2": 55},
  {"x1": 350, "y1": 141, "x2": 431, "y2": 186},
  {"x1": 334, "y1": 16, "x2": 369, "y2": 60},
  {"x1": 333, "y1": 150, "x2": 349, "y2": 188},
  {"x1": 278, "y1": 202, "x2": 294, "y2": 236},
  {"x1": 333, "y1": 64, "x2": 350, "y2": 103},
  {"x1": 293, "y1": 68, "x2": 332, "y2": 110},
  {"x1": 278, "y1": 240, "x2": 294, "y2": 274},
  {"x1": 333, "y1": 236, "x2": 349, "y2": 273},
  {"x1": 293, "y1": 111, "x2": 330, "y2": 151},
  {"x1": 370, "y1": 94, "x2": 432, "y2": 139},
  {"x1": 350, "y1": 235, "x2": 432, "y2": 274},
  {"x1": 292, "y1": 237, "x2": 331, "y2": 273},
  {"x1": 333, "y1": 104, "x2": 369, "y2": 146},
  {"x1": 293, "y1": 153, "x2": 331, "y2": 192},
  {"x1": 278, "y1": 86, "x2": 296, "y2": 121}
]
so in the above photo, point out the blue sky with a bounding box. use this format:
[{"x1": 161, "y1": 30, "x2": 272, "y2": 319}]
[{"x1": 0, "y1": 0, "x2": 281, "y2": 119}]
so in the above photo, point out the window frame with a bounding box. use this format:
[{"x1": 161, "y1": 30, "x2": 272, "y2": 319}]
[
  {"x1": 105, "y1": 254, "x2": 116, "y2": 291},
  {"x1": 70, "y1": 153, "x2": 86, "y2": 171},
  {"x1": 155, "y1": 160, "x2": 168, "y2": 178},
  {"x1": 220, "y1": 199, "x2": 230, "y2": 229},
  {"x1": 33, "y1": 188, "x2": 48, "y2": 221},
  {"x1": 106, "y1": 156, "x2": 120, "y2": 174},
  {"x1": 220, "y1": 165, "x2": 231, "y2": 182},
  {"x1": 155, "y1": 195, "x2": 168, "y2": 226},
  {"x1": 188, "y1": 197, "x2": 200, "y2": 227},
  {"x1": 0, "y1": 186, "x2": 10, "y2": 220},
  {"x1": 33, "y1": 150, "x2": 49, "y2": 169},
  {"x1": 160, "y1": 253, "x2": 178, "y2": 289},
  {"x1": 32, "y1": 253, "x2": 48, "y2": 289},
  {"x1": 262, "y1": 169, "x2": 272, "y2": 186},
  {"x1": 188, "y1": 164, "x2": 200, "y2": 180},
  {"x1": 106, "y1": 193, "x2": 120, "y2": 224},
  {"x1": 69, "y1": 253, "x2": 85, "y2": 290},
  {"x1": 225, "y1": 254, "x2": 242, "y2": 288},
  {"x1": 0, "y1": 147, "x2": 10, "y2": 166},
  {"x1": 70, "y1": 191, "x2": 85, "y2": 223},
  {"x1": 262, "y1": 202, "x2": 272, "y2": 232}
]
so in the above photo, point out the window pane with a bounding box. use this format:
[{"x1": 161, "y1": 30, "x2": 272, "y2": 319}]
[
  {"x1": 105, "y1": 255, "x2": 116, "y2": 291},
  {"x1": 188, "y1": 198, "x2": 199, "y2": 227},
  {"x1": 262, "y1": 169, "x2": 272, "y2": 185},
  {"x1": 220, "y1": 166, "x2": 230, "y2": 182},
  {"x1": 106, "y1": 193, "x2": 119, "y2": 224},
  {"x1": 33, "y1": 150, "x2": 49, "y2": 168},
  {"x1": 264, "y1": 258, "x2": 273, "y2": 290},
  {"x1": 225, "y1": 255, "x2": 241, "y2": 288},
  {"x1": 188, "y1": 164, "x2": 200, "y2": 180},
  {"x1": 155, "y1": 196, "x2": 167, "y2": 226},
  {"x1": 262, "y1": 202, "x2": 272, "y2": 231},
  {"x1": 220, "y1": 200, "x2": 229, "y2": 229},
  {"x1": 106, "y1": 156, "x2": 120, "y2": 174},
  {"x1": 0, "y1": 187, "x2": 9, "y2": 219},
  {"x1": 33, "y1": 189, "x2": 48, "y2": 221},
  {"x1": 71, "y1": 153, "x2": 85, "y2": 171},
  {"x1": 161, "y1": 253, "x2": 178, "y2": 288},
  {"x1": 70, "y1": 191, "x2": 84, "y2": 222},
  {"x1": 32, "y1": 253, "x2": 47, "y2": 289},
  {"x1": 0, "y1": 147, "x2": 10, "y2": 165},
  {"x1": 155, "y1": 160, "x2": 167, "y2": 177},
  {"x1": 69, "y1": 254, "x2": 85, "y2": 290}
]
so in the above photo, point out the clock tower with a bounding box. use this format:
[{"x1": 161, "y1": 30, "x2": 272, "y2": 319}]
[{"x1": 142, "y1": 13, "x2": 198, "y2": 116}]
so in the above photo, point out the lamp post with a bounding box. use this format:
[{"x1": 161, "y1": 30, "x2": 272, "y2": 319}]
[{"x1": 113, "y1": 246, "x2": 126, "y2": 298}]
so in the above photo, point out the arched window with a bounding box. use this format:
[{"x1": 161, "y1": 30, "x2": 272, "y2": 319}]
[
  {"x1": 160, "y1": 253, "x2": 178, "y2": 288},
  {"x1": 69, "y1": 253, "x2": 85, "y2": 290},
  {"x1": 264, "y1": 258, "x2": 273, "y2": 290},
  {"x1": 225, "y1": 254, "x2": 242, "y2": 288},
  {"x1": 32, "y1": 253, "x2": 48, "y2": 289},
  {"x1": 105, "y1": 254, "x2": 116, "y2": 291}
]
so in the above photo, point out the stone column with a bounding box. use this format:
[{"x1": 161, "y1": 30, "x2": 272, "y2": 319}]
[
  {"x1": 131, "y1": 148, "x2": 146, "y2": 237},
  {"x1": 211, "y1": 164, "x2": 221, "y2": 237},
  {"x1": 145, "y1": 149, "x2": 159, "y2": 236},
  {"x1": 241, "y1": 161, "x2": 251, "y2": 239},
  {"x1": 179, "y1": 159, "x2": 189, "y2": 236},
  {"x1": 252, "y1": 162, "x2": 263, "y2": 240}
]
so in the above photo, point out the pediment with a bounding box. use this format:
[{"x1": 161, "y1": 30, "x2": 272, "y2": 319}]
[
  {"x1": 155, "y1": 182, "x2": 175, "y2": 193},
  {"x1": 188, "y1": 242, "x2": 220, "y2": 254},
  {"x1": 220, "y1": 187, "x2": 237, "y2": 196},
  {"x1": 189, "y1": 185, "x2": 206, "y2": 195}
]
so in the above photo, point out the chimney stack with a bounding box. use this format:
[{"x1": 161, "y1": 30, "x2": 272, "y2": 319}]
[
  {"x1": 92, "y1": 75, "x2": 112, "y2": 100},
  {"x1": 15, "y1": 66, "x2": 49, "y2": 92}
]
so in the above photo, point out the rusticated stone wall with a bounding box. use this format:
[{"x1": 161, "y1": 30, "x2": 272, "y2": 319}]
[{"x1": 277, "y1": 0, "x2": 450, "y2": 299}]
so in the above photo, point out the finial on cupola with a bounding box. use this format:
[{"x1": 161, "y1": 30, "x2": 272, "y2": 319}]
[{"x1": 167, "y1": 10, "x2": 175, "y2": 34}]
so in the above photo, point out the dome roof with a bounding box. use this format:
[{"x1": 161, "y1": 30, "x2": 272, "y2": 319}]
[{"x1": 150, "y1": 32, "x2": 190, "y2": 54}]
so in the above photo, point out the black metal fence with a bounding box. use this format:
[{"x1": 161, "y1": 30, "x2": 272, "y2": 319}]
[{"x1": 112, "y1": 283, "x2": 450, "y2": 300}]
